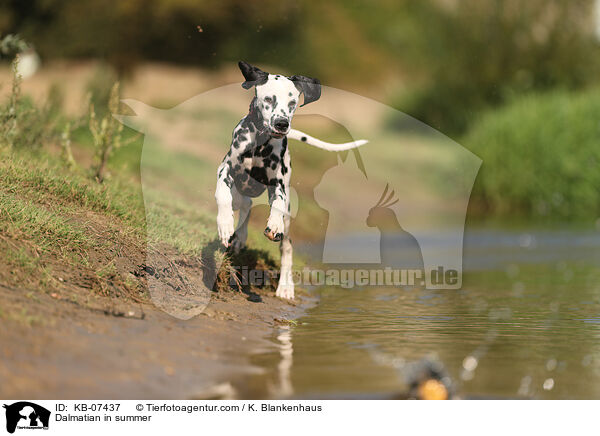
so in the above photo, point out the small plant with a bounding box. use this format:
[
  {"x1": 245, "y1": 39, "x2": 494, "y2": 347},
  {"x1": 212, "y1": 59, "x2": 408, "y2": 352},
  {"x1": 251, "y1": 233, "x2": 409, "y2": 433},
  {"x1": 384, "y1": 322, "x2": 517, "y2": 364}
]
[
  {"x1": 1, "y1": 34, "x2": 29, "y2": 149},
  {"x1": 60, "y1": 121, "x2": 77, "y2": 170},
  {"x1": 0, "y1": 48, "x2": 62, "y2": 150},
  {"x1": 0, "y1": 59, "x2": 22, "y2": 148},
  {"x1": 88, "y1": 82, "x2": 125, "y2": 182},
  {"x1": 87, "y1": 82, "x2": 140, "y2": 183}
]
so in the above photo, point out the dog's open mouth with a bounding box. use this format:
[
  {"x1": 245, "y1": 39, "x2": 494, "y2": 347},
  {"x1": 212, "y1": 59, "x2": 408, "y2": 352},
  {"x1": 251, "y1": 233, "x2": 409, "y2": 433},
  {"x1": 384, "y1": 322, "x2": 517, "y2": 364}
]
[{"x1": 270, "y1": 130, "x2": 287, "y2": 138}]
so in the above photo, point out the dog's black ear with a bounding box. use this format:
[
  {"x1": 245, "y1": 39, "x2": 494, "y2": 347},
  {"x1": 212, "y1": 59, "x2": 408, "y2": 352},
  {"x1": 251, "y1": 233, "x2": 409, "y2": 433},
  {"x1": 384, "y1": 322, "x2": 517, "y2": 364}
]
[
  {"x1": 289, "y1": 75, "x2": 321, "y2": 106},
  {"x1": 238, "y1": 61, "x2": 269, "y2": 89}
]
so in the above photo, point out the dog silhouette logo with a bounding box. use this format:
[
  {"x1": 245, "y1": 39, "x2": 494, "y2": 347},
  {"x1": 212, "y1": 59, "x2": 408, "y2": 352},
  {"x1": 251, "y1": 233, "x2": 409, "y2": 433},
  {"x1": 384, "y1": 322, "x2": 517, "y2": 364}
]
[
  {"x1": 3, "y1": 402, "x2": 50, "y2": 434},
  {"x1": 115, "y1": 80, "x2": 481, "y2": 318}
]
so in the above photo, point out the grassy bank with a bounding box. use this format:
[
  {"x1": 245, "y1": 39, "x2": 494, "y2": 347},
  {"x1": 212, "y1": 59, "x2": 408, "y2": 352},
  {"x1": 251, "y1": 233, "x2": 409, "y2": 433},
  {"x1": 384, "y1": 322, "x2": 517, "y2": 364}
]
[{"x1": 0, "y1": 68, "x2": 284, "y2": 313}]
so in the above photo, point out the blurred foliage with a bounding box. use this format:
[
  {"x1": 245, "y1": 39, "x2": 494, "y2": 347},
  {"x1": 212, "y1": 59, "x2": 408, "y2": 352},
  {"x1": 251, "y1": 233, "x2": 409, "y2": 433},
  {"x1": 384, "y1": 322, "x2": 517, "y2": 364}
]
[
  {"x1": 0, "y1": 0, "x2": 302, "y2": 72},
  {"x1": 3, "y1": 0, "x2": 600, "y2": 136},
  {"x1": 0, "y1": 0, "x2": 411, "y2": 81},
  {"x1": 464, "y1": 89, "x2": 600, "y2": 221},
  {"x1": 0, "y1": 33, "x2": 29, "y2": 58},
  {"x1": 393, "y1": 0, "x2": 600, "y2": 135}
]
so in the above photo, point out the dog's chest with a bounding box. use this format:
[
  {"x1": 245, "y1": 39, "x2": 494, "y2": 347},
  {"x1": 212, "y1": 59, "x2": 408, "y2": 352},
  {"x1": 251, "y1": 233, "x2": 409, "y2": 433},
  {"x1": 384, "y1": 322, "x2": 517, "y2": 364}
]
[{"x1": 232, "y1": 139, "x2": 288, "y2": 197}]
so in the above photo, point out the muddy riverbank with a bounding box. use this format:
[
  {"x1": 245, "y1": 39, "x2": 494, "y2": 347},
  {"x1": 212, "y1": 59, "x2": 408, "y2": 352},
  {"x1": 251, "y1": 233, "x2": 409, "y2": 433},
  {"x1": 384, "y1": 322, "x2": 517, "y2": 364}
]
[{"x1": 0, "y1": 283, "x2": 312, "y2": 399}]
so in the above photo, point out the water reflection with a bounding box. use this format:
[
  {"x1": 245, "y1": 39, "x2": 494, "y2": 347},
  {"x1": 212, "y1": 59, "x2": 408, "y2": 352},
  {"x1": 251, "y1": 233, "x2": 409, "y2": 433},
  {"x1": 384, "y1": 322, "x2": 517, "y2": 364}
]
[{"x1": 271, "y1": 327, "x2": 294, "y2": 398}]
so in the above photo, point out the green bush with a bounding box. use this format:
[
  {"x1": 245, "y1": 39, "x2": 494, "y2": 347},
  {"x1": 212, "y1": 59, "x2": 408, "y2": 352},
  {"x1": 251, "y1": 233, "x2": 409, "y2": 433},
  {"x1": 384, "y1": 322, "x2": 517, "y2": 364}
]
[
  {"x1": 392, "y1": 0, "x2": 600, "y2": 136},
  {"x1": 463, "y1": 89, "x2": 600, "y2": 221}
]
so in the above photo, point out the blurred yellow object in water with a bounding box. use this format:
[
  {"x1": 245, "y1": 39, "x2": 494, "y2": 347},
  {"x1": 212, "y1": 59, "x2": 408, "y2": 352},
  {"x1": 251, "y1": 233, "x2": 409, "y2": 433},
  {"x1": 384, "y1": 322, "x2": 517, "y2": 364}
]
[{"x1": 418, "y1": 379, "x2": 448, "y2": 400}]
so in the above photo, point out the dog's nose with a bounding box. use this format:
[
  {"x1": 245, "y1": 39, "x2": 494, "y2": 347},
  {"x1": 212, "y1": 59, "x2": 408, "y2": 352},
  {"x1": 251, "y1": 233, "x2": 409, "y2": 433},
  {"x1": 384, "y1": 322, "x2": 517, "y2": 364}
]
[{"x1": 274, "y1": 118, "x2": 289, "y2": 131}]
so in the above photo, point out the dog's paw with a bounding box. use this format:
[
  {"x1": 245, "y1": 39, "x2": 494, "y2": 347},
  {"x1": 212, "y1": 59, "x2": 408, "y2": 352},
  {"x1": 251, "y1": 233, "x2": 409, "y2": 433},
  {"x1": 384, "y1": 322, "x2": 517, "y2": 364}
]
[
  {"x1": 264, "y1": 214, "x2": 284, "y2": 242},
  {"x1": 276, "y1": 282, "x2": 295, "y2": 300},
  {"x1": 217, "y1": 212, "x2": 235, "y2": 247},
  {"x1": 264, "y1": 227, "x2": 283, "y2": 242}
]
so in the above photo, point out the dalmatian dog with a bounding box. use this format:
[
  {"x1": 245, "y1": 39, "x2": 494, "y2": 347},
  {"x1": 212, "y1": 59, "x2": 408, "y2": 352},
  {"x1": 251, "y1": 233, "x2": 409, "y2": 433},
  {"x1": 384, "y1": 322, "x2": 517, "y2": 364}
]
[{"x1": 215, "y1": 61, "x2": 367, "y2": 299}]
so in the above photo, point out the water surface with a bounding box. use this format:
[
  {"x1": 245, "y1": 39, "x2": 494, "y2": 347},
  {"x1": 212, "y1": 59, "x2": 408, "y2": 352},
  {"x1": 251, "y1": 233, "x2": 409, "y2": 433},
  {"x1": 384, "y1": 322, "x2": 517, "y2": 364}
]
[{"x1": 251, "y1": 228, "x2": 600, "y2": 399}]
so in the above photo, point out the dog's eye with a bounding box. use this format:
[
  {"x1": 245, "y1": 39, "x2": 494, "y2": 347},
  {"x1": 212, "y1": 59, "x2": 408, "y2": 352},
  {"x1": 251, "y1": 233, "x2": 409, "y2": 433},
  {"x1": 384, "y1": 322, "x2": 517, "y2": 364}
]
[{"x1": 264, "y1": 97, "x2": 273, "y2": 104}]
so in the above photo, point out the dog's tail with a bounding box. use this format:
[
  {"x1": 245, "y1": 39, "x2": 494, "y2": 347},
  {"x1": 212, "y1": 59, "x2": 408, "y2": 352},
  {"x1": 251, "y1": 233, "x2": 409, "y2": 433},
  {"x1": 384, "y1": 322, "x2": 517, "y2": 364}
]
[{"x1": 288, "y1": 129, "x2": 368, "y2": 151}]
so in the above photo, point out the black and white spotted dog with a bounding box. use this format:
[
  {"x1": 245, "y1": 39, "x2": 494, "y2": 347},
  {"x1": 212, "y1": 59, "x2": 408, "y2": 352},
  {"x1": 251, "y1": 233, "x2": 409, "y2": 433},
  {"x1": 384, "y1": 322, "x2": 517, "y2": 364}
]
[{"x1": 215, "y1": 61, "x2": 367, "y2": 299}]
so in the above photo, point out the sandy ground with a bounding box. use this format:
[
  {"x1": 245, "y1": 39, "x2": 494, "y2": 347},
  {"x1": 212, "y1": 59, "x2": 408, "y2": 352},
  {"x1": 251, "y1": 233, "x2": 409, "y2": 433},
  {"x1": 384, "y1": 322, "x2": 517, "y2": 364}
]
[{"x1": 0, "y1": 282, "x2": 311, "y2": 399}]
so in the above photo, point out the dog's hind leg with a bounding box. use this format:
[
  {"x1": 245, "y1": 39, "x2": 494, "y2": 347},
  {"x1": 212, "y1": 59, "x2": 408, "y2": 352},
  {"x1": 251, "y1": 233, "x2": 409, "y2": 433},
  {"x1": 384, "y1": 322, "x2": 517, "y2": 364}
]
[
  {"x1": 276, "y1": 214, "x2": 294, "y2": 299},
  {"x1": 231, "y1": 186, "x2": 252, "y2": 253}
]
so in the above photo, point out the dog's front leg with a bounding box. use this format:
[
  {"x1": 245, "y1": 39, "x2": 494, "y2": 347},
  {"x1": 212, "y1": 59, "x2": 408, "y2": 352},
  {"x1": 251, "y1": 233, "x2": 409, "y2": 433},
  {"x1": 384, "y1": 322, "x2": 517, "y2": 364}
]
[
  {"x1": 276, "y1": 215, "x2": 294, "y2": 299},
  {"x1": 215, "y1": 160, "x2": 235, "y2": 247},
  {"x1": 264, "y1": 183, "x2": 287, "y2": 242}
]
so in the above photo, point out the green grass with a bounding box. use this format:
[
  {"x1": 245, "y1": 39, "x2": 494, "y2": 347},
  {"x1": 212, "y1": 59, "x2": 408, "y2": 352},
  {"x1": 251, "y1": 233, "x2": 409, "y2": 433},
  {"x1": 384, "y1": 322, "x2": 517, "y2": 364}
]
[
  {"x1": 5, "y1": 247, "x2": 40, "y2": 272},
  {"x1": 0, "y1": 185, "x2": 92, "y2": 254},
  {"x1": 0, "y1": 148, "x2": 145, "y2": 229},
  {"x1": 0, "y1": 144, "x2": 227, "y2": 258},
  {"x1": 143, "y1": 192, "x2": 214, "y2": 254}
]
